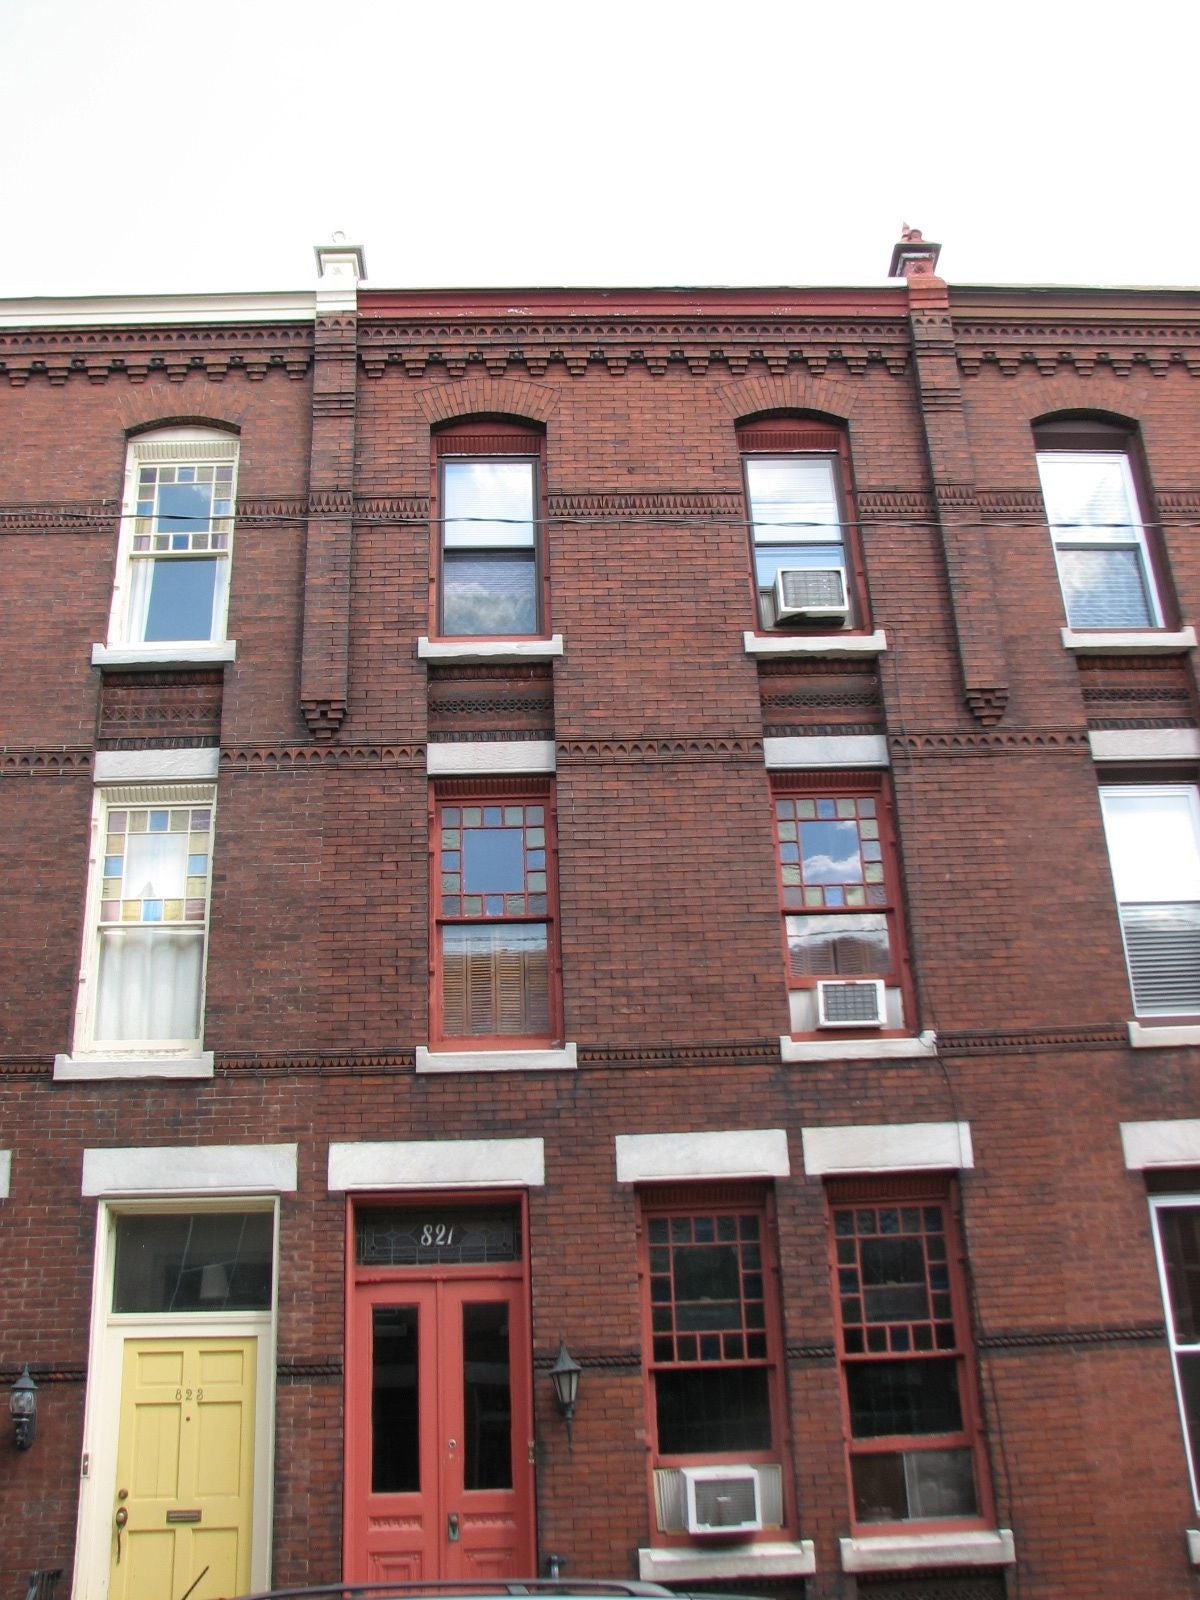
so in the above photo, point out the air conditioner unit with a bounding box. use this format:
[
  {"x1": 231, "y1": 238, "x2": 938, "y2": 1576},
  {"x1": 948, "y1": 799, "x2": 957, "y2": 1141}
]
[
  {"x1": 817, "y1": 978, "x2": 886, "y2": 1029},
  {"x1": 774, "y1": 566, "x2": 848, "y2": 621},
  {"x1": 680, "y1": 1465, "x2": 763, "y2": 1537}
]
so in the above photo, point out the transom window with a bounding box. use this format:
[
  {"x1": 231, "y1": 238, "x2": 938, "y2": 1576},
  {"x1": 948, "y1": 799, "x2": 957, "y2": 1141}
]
[
  {"x1": 1099, "y1": 785, "x2": 1200, "y2": 1017},
  {"x1": 828, "y1": 1182, "x2": 989, "y2": 1531},
  {"x1": 436, "y1": 425, "x2": 545, "y2": 638}
]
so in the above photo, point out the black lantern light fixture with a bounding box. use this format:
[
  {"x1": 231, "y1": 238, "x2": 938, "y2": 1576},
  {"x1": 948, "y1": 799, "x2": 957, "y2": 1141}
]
[
  {"x1": 549, "y1": 1340, "x2": 581, "y2": 1447},
  {"x1": 10, "y1": 1365, "x2": 37, "y2": 1450}
]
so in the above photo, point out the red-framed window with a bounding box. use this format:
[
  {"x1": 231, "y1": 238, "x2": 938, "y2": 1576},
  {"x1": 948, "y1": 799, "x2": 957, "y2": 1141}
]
[
  {"x1": 638, "y1": 1183, "x2": 792, "y2": 1541},
  {"x1": 739, "y1": 415, "x2": 868, "y2": 633},
  {"x1": 429, "y1": 777, "x2": 562, "y2": 1047},
  {"x1": 432, "y1": 419, "x2": 549, "y2": 639},
  {"x1": 772, "y1": 771, "x2": 913, "y2": 1034},
  {"x1": 827, "y1": 1176, "x2": 992, "y2": 1533}
]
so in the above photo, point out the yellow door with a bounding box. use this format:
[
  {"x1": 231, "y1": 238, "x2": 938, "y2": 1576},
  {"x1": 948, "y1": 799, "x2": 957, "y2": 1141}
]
[{"x1": 110, "y1": 1338, "x2": 255, "y2": 1600}]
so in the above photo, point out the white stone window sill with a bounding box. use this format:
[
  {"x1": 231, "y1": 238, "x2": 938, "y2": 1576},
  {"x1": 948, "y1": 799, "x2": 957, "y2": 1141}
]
[
  {"x1": 92, "y1": 641, "x2": 238, "y2": 668},
  {"x1": 1128, "y1": 1020, "x2": 1200, "y2": 1049},
  {"x1": 417, "y1": 635, "x2": 564, "y2": 664},
  {"x1": 840, "y1": 1528, "x2": 1015, "y2": 1574},
  {"x1": 415, "y1": 1043, "x2": 577, "y2": 1074},
  {"x1": 1186, "y1": 1528, "x2": 1200, "y2": 1565},
  {"x1": 638, "y1": 1541, "x2": 816, "y2": 1582},
  {"x1": 1061, "y1": 626, "x2": 1196, "y2": 654},
  {"x1": 54, "y1": 1052, "x2": 214, "y2": 1081},
  {"x1": 744, "y1": 629, "x2": 887, "y2": 658},
  {"x1": 0, "y1": 1150, "x2": 10, "y2": 1199},
  {"x1": 781, "y1": 1034, "x2": 938, "y2": 1063}
]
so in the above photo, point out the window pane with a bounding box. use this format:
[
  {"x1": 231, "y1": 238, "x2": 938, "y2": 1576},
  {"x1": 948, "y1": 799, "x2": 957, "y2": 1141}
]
[
  {"x1": 1056, "y1": 546, "x2": 1153, "y2": 629},
  {"x1": 787, "y1": 913, "x2": 890, "y2": 977},
  {"x1": 441, "y1": 924, "x2": 549, "y2": 1037},
  {"x1": 463, "y1": 1302, "x2": 513, "y2": 1490},
  {"x1": 372, "y1": 1306, "x2": 420, "y2": 1493},
  {"x1": 1120, "y1": 904, "x2": 1200, "y2": 1015},
  {"x1": 747, "y1": 457, "x2": 840, "y2": 544},
  {"x1": 112, "y1": 1212, "x2": 273, "y2": 1313},
  {"x1": 1102, "y1": 791, "x2": 1200, "y2": 903},
  {"x1": 96, "y1": 927, "x2": 204, "y2": 1041},
  {"x1": 1160, "y1": 1209, "x2": 1200, "y2": 1344},
  {"x1": 852, "y1": 1447, "x2": 978, "y2": 1523},
  {"x1": 443, "y1": 551, "x2": 537, "y2": 636},
  {"x1": 143, "y1": 557, "x2": 219, "y2": 642},
  {"x1": 655, "y1": 1367, "x2": 772, "y2": 1454},
  {"x1": 157, "y1": 479, "x2": 214, "y2": 536},
  {"x1": 463, "y1": 827, "x2": 525, "y2": 894},
  {"x1": 846, "y1": 1356, "x2": 963, "y2": 1438},
  {"x1": 1039, "y1": 452, "x2": 1139, "y2": 539},
  {"x1": 444, "y1": 461, "x2": 535, "y2": 548}
]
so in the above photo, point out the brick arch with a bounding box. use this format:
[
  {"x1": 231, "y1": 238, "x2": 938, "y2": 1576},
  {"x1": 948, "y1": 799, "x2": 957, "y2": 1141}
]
[
  {"x1": 717, "y1": 373, "x2": 860, "y2": 425},
  {"x1": 1013, "y1": 372, "x2": 1149, "y2": 425},
  {"x1": 124, "y1": 414, "x2": 243, "y2": 439},
  {"x1": 116, "y1": 395, "x2": 252, "y2": 435},
  {"x1": 414, "y1": 377, "x2": 559, "y2": 427}
]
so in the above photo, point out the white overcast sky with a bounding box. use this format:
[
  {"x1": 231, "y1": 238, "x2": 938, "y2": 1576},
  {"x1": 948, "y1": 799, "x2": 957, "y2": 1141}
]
[{"x1": 1, "y1": 0, "x2": 1197, "y2": 299}]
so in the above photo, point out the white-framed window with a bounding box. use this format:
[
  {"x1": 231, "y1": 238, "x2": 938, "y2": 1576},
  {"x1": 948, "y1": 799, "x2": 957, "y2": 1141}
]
[
  {"x1": 1150, "y1": 1197, "x2": 1200, "y2": 1505},
  {"x1": 68, "y1": 783, "x2": 216, "y2": 1060},
  {"x1": 1037, "y1": 449, "x2": 1162, "y2": 630},
  {"x1": 107, "y1": 430, "x2": 239, "y2": 647},
  {"x1": 1099, "y1": 785, "x2": 1200, "y2": 1017}
]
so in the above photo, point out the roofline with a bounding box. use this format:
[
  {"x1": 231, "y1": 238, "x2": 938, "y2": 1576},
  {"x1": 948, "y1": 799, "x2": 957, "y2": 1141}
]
[{"x1": 0, "y1": 290, "x2": 318, "y2": 330}]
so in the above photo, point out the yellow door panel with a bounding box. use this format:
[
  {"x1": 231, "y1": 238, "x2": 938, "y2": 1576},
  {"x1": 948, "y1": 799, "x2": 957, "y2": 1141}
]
[{"x1": 111, "y1": 1338, "x2": 255, "y2": 1600}]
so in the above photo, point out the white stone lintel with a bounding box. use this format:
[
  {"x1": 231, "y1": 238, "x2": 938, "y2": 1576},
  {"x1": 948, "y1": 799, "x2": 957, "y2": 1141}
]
[
  {"x1": 416, "y1": 1044, "x2": 576, "y2": 1074},
  {"x1": 1090, "y1": 728, "x2": 1200, "y2": 762},
  {"x1": 840, "y1": 1529, "x2": 1015, "y2": 1574},
  {"x1": 82, "y1": 1143, "x2": 298, "y2": 1197},
  {"x1": 763, "y1": 734, "x2": 889, "y2": 769},
  {"x1": 92, "y1": 642, "x2": 237, "y2": 669},
  {"x1": 1062, "y1": 626, "x2": 1197, "y2": 654},
  {"x1": 328, "y1": 1138, "x2": 545, "y2": 1192},
  {"x1": 427, "y1": 740, "x2": 555, "y2": 775},
  {"x1": 55, "y1": 1052, "x2": 215, "y2": 1081},
  {"x1": 1121, "y1": 1118, "x2": 1200, "y2": 1170},
  {"x1": 418, "y1": 635, "x2": 564, "y2": 664},
  {"x1": 93, "y1": 748, "x2": 220, "y2": 784},
  {"x1": 781, "y1": 1034, "x2": 937, "y2": 1063},
  {"x1": 1187, "y1": 1528, "x2": 1200, "y2": 1566},
  {"x1": 0, "y1": 1150, "x2": 10, "y2": 1199},
  {"x1": 743, "y1": 629, "x2": 887, "y2": 659},
  {"x1": 616, "y1": 1129, "x2": 790, "y2": 1184},
  {"x1": 638, "y1": 1541, "x2": 816, "y2": 1582},
  {"x1": 803, "y1": 1120, "x2": 973, "y2": 1176}
]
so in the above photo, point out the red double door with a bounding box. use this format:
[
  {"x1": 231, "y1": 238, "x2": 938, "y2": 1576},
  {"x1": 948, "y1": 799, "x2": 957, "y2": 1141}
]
[{"x1": 345, "y1": 1275, "x2": 535, "y2": 1582}]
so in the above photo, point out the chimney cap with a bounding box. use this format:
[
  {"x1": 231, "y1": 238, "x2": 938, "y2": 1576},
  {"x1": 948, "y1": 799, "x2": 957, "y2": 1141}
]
[
  {"x1": 888, "y1": 224, "x2": 942, "y2": 280},
  {"x1": 314, "y1": 234, "x2": 367, "y2": 284}
]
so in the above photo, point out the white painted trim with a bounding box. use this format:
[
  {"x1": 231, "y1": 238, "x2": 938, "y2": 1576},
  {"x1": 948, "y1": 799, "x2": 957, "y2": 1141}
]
[
  {"x1": 0, "y1": 1150, "x2": 10, "y2": 1198},
  {"x1": 1062, "y1": 626, "x2": 1197, "y2": 654},
  {"x1": 418, "y1": 635, "x2": 564, "y2": 664},
  {"x1": 426, "y1": 740, "x2": 556, "y2": 775},
  {"x1": 638, "y1": 1541, "x2": 816, "y2": 1581},
  {"x1": 615, "y1": 1129, "x2": 790, "y2": 1184},
  {"x1": 840, "y1": 1528, "x2": 1015, "y2": 1574},
  {"x1": 416, "y1": 1043, "x2": 577, "y2": 1074},
  {"x1": 802, "y1": 1120, "x2": 974, "y2": 1175},
  {"x1": 1129, "y1": 1021, "x2": 1200, "y2": 1049},
  {"x1": 0, "y1": 292, "x2": 316, "y2": 329},
  {"x1": 1090, "y1": 728, "x2": 1200, "y2": 762},
  {"x1": 55, "y1": 1051, "x2": 214, "y2": 1081},
  {"x1": 1187, "y1": 1528, "x2": 1200, "y2": 1565},
  {"x1": 1121, "y1": 1119, "x2": 1200, "y2": 1169},
  {"x1": 743, "y1": 629, "x2": 887, "y2": 658},
  {"x1": 763, "y1": 734, "x2": 889, "y2": 769},
  {"x1": 328, "y1": 1137, "x2": 546, "y2": 1192},
  {"x1": 82, "y1": 1143, "x2": 298, "y2": 1197},
  {"x1": 93, "y1": 747, "x2": 220, "y2": 783},
  {"x1": 781, "y1": 1034, "x2": 937, "y2": 1063},
  {"x1": 92, "y1": 641, "x2": 238, "y2": 668}
]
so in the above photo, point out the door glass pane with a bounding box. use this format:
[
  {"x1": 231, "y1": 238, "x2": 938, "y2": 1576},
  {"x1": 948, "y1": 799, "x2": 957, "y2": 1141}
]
[
  {"x1": 463, "y1": 1302, "x2": 512, "y2": 1490},
  {"x1": 112, "y1": 1212, "x2": 273, "y2": 1312},
  {"x1": 373, "y1": 1306, "x2": 420, "y2": 1493}
]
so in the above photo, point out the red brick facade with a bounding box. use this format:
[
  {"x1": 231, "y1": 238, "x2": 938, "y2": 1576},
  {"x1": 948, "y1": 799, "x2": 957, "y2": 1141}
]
[{"x1": 3, "y1": 239, "x2": 1200, "y2": 1599}]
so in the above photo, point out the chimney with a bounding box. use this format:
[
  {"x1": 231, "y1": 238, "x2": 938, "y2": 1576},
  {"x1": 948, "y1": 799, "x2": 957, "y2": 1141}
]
[{"x1": 888, "y1": 224, "x2": 942, "y2": 280}]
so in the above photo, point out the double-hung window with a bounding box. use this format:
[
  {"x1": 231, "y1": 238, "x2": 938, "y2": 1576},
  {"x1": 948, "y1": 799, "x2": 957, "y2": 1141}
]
[
  {"x1": 773, "y1": 773, "x2": 910, "y2": 1034},
  {"x1": 828, "y1": 1179, "x2": 990, "y2": 1531},
  {"x1": 1036, "y1": 426, "x2": 1164, "y2": 631},
  {"x1": 1099, "y1": 785, "x2": 1200, "y2": 1017},
  {"x1": 741, "y1": 418, "x2": 863, "y2": 631},
  {"x1": 72, "y1": 786, "x2": 216, "y2": 1058},
  {"x1": 431, "y1": 781, "x2": 560, "y2": 1046},
  {"x1": 435, "y1": 424, "x2": 545, "y2": 638},
  {"x1": 109, "y1": 430, "x2": 239, "y2": 647},
  {"x1": 1150, "y1": 1198, "x2": 1200, "y2": 1504}
]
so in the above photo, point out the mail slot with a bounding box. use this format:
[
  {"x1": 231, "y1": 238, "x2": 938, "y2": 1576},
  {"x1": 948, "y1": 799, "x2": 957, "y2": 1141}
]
[{"x1": 166, "y1": 1509, "x2": 202, "y2": 1524}]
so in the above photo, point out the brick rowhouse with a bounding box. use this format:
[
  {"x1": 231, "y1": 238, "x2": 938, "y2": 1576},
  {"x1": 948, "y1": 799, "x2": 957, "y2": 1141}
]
[{"x1": 3, "y1": 231, "x2": 1200, "y2": 1599}]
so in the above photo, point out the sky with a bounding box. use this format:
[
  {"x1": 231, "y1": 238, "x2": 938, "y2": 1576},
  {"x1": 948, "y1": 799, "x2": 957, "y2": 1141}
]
[{"x1": 1, "y1": 0, "x2": 1197, "y2": 300}]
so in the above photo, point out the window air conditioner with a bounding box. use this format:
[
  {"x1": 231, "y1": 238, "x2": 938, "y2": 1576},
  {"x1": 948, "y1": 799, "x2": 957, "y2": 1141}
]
[
  {"x1": 774, "y1": 566, "x2": 848, "y2": 621},
  {"x1": 680, "y1": 1465, "x2": 763, "y2": 1537},
  {"x1": 817, "y1": 978, "x2": 886, "y2": 1029}
]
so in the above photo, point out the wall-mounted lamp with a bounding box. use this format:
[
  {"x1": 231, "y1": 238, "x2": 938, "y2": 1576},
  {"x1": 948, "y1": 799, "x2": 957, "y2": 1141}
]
[
  {"x1": 10, "y1": 1365, "x2": 37, "y2": 1450},
  {"x1": 549, "y1": 1340, "x2": 581, "y2": 1447}
]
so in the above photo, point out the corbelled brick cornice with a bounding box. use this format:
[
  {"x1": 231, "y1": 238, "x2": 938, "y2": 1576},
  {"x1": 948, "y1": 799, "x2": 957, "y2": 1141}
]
[{"x1": 0, "y1": 323, "x2": 312, "y2": 386}]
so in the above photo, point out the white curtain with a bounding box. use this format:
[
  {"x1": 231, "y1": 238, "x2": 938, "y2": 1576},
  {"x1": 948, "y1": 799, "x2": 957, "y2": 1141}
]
[{"x1": 96, "y1": 928, "x2": 203, "y2": 1042}]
